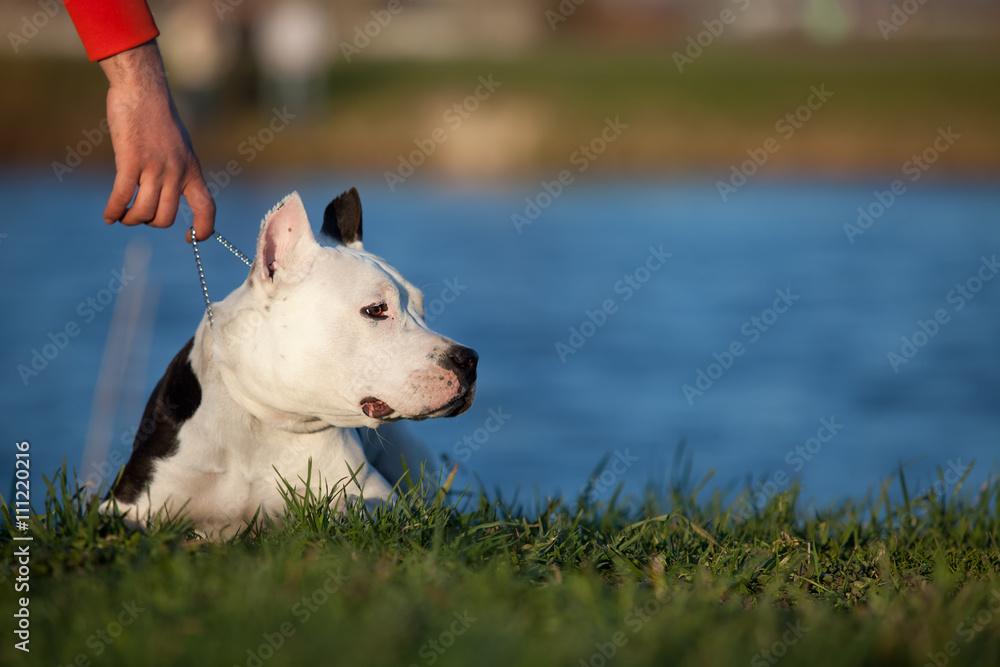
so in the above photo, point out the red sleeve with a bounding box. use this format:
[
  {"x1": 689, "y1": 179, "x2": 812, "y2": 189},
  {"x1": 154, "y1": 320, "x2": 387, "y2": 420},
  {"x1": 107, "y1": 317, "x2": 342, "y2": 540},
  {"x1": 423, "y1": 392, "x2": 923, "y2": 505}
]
[{"x1": 63, "y1": 0, "x2": 160, "y2": 62}]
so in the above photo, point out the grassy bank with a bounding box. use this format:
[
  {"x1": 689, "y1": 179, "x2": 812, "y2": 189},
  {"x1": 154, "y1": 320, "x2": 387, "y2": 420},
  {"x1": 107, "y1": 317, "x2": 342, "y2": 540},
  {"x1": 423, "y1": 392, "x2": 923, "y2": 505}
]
[
  {"x1": 3, "y1": 42, "x2": 999, "y2": 177},
  {"x1": 1, "y1": 462, "x2": 999, "y2": 667}
]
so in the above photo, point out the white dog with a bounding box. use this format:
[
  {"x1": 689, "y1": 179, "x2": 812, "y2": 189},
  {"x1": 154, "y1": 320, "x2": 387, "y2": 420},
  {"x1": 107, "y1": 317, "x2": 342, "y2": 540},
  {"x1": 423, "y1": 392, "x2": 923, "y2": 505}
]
[{"x1": 106, "y1": 189, "x2": 478, "y2": 536}]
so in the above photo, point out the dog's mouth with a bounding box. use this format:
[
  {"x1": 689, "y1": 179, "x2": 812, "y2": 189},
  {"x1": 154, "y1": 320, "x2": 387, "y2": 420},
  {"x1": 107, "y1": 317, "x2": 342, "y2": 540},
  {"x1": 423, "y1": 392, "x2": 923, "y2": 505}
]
[
  {"x1": 360, "y1": 397, "x2": 394, "y2": 419},
  {"x1": 440, "y1": 388, "x2": 475, "y2": 418},
  {"x1": 410, "y1": 387, "x2": 476, "y2": 421},
  {"x1": 359, "y1": 388, "x2": 475, "y2": 422}
]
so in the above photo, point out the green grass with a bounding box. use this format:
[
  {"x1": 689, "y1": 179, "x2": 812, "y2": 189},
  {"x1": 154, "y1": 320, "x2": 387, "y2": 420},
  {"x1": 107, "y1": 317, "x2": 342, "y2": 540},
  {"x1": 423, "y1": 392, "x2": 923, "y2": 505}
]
[{"x1": 2, "y1": 460, "x2": 999, "y2": 667}]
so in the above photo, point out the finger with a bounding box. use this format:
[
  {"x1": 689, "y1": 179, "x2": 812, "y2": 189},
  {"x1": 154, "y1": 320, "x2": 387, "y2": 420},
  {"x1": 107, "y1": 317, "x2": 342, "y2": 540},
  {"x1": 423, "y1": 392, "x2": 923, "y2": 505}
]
[
  {"x1": 120, "y1": 179, "x2": 162, "y2": 227},
  {"x1": 104, "y1": 167, "x2": 140, "y2": 224},
  {"x1": 183, "y1": 175, "x2": 216, "y2": 242},
  {"x1": 148, "y1": 184, "x2": 180, "y2": 230}
]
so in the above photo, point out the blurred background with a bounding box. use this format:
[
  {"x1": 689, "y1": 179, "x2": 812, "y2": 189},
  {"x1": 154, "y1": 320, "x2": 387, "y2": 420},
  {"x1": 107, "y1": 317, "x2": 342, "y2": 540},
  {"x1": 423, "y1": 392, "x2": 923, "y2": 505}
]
[{"x1": 1, "y1": 0, "x2": 998, "y2": 510}]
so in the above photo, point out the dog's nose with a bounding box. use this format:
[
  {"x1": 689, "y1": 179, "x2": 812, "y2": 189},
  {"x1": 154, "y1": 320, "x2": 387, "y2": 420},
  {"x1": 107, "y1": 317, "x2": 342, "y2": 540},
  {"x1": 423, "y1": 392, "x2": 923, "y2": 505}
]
[{"x1": 447, "y1": 345, "x2": 478, "y2": 384}]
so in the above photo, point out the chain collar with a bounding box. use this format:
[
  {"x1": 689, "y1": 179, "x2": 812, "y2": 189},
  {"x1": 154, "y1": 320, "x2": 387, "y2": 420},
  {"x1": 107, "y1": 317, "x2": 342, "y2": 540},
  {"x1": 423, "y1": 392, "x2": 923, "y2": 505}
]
[{"x1": 190, "y1": 227, "x2": 252, "y2": 327}]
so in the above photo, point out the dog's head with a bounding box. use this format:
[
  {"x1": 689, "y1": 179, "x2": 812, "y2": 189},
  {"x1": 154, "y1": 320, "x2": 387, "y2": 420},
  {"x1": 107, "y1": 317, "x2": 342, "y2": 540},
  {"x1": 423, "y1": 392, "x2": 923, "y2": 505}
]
[{"x1": 212, "y1": 189, "x2": 477, "y2": 429}]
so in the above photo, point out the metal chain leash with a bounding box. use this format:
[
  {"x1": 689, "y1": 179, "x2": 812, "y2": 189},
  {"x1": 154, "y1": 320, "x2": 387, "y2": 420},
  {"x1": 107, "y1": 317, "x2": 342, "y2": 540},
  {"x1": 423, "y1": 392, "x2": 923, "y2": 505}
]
[{"x1": 190, "y1": 227, "x2": 253, "y2": 327}]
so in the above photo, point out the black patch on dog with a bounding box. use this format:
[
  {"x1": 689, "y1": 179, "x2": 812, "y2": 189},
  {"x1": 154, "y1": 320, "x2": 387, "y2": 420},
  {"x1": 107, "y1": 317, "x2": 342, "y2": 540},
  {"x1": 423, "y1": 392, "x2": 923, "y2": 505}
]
[
  {"x1": 322, "y1": 187, "x2": 363, "y2": 246},
  {"x1": 112, "y1": 337, "x2": 202, "y2": 504}
]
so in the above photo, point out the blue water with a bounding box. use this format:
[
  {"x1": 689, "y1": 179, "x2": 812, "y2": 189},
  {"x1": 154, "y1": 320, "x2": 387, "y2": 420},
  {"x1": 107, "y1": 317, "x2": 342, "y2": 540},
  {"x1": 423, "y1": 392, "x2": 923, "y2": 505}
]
[{"x1": 1, "y1": 170, "x2": 998, "y2": 509}]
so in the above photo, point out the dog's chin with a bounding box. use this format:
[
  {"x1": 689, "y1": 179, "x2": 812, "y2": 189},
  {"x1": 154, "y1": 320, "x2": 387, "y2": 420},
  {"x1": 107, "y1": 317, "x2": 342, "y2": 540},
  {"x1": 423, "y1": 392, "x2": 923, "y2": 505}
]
[
  {"x1": 410, "y1": 387, "x2": 476, "y2": 421},
  {"x1": 363, "y1": 387, "x2": 476, "y2": 424}
]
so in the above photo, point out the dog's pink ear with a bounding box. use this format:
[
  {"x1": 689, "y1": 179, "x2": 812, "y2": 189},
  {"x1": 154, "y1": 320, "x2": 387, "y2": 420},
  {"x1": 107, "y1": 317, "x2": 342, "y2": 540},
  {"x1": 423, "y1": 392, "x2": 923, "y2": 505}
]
[{"x1": 255, "y1": 192, "x2": 317, "y2": 284}]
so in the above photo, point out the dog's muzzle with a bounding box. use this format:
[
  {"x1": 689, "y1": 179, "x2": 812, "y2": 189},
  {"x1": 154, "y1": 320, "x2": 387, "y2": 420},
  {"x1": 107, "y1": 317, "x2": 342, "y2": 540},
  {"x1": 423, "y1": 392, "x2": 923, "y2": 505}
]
[{"x1": 360, "y1": 345, "x2": 478, "y2": 421}]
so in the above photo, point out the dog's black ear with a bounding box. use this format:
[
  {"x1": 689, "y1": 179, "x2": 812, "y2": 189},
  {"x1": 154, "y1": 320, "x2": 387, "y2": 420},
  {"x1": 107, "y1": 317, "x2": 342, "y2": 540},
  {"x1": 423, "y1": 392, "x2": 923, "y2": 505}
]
[{"x1": 322, "y1": 187, "x2": 363, "y2": 249}]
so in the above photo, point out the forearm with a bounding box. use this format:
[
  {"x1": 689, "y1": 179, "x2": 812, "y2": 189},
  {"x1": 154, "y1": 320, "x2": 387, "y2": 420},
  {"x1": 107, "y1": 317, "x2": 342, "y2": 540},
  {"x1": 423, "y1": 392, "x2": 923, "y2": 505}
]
[{"x1": 64, "y1": 0, "x2": 216, "y2": 239}]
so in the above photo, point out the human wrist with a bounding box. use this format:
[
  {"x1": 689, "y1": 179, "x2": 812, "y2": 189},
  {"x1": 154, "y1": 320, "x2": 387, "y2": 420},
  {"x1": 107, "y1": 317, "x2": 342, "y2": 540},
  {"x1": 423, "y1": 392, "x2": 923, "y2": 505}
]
[{"x1": 99, "y1": 39, "x2": 167, "y2": 91}]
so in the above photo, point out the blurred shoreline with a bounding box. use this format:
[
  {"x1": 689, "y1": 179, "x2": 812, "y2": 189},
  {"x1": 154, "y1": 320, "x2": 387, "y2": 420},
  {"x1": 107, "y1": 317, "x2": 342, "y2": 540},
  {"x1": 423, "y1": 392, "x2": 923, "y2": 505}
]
[{"x1": 3, "y1": 41, "x2": 999, "y2": 178}]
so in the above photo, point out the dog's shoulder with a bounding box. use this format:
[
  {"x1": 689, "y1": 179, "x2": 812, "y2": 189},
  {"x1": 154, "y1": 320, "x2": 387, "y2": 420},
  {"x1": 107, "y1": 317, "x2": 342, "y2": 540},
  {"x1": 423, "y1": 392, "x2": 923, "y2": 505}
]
[{"x1": 111, "y1": 337, "x2": 203, "y2": 504}]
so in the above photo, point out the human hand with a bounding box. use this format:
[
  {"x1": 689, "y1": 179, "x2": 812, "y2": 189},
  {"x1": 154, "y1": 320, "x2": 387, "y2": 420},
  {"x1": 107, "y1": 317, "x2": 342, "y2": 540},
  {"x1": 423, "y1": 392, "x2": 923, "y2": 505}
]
[{"x1": 99, "y1": 40, "x2": 215, "y2": 242}]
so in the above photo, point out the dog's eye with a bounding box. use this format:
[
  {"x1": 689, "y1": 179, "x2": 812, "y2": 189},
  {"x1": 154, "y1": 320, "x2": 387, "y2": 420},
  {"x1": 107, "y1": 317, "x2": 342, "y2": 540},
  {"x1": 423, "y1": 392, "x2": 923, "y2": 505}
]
[{"x1": 363, "y1": 303, "x2": 389, "y2": 319}]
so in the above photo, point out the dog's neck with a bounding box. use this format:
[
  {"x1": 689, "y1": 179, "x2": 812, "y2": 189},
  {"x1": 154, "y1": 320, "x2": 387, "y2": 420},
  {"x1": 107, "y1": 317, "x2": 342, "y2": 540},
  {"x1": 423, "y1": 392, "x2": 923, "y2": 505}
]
[{"x1": 192, "y1": 320, "x2": 335, "y2": 436}]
